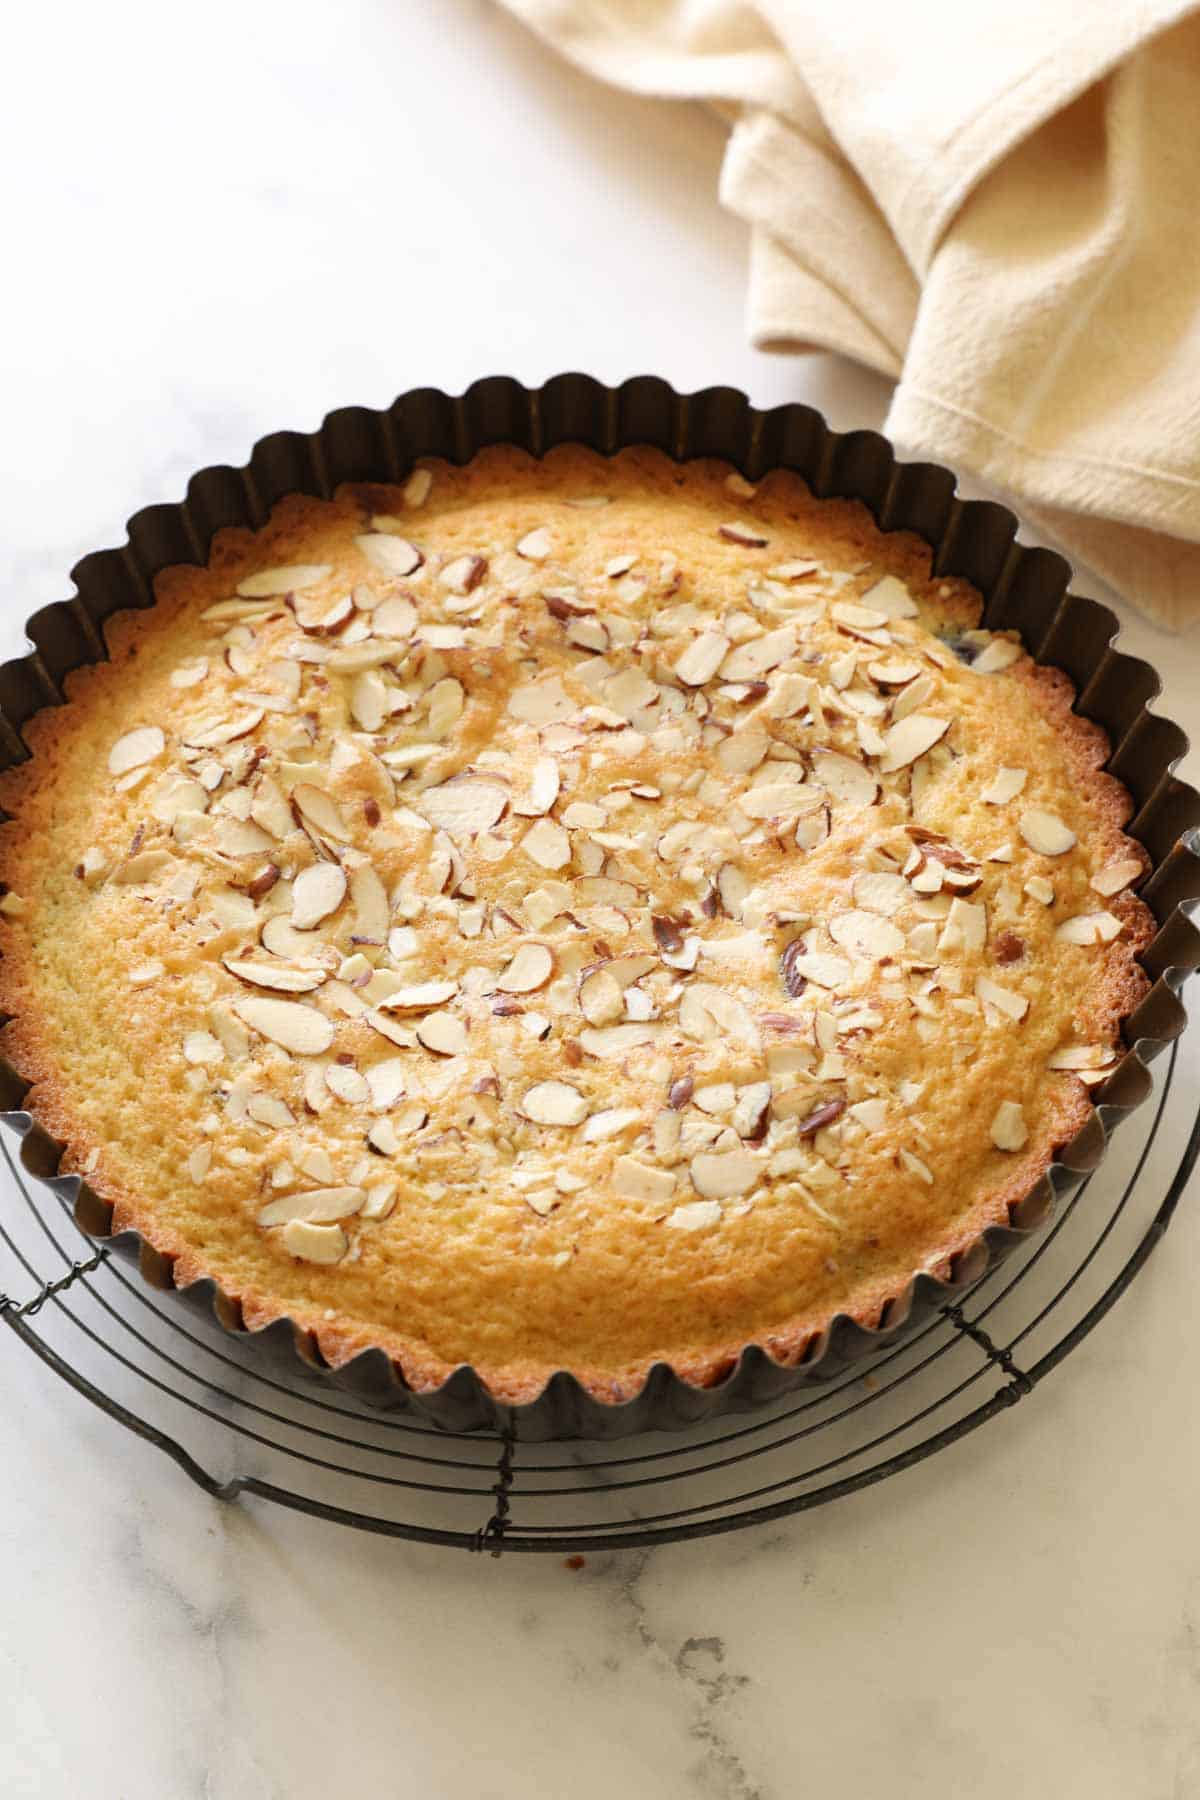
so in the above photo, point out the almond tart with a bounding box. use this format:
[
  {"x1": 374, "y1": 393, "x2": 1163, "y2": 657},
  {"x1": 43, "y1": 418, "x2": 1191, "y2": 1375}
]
[{"x1": 0, "y1": 444, "x2": 1154, "y2": 1409}]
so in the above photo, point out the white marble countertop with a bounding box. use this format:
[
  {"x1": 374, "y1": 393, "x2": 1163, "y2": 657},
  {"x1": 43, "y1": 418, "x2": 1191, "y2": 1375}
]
[{"x1": 2, "y1": 4, "x2": 1200, "y2": 1795}]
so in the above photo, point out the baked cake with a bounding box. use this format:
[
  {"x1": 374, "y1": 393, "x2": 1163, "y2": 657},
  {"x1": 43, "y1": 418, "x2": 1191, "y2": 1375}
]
[{"x1": 0, "y1": 445, "x2": 1153, "y2": 1404}]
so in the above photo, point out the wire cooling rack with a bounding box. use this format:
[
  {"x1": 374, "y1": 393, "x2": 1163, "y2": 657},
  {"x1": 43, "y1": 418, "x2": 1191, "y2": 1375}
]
[{"x1": 1, "y1": 971, "x2": 1196, "y2": 1555}]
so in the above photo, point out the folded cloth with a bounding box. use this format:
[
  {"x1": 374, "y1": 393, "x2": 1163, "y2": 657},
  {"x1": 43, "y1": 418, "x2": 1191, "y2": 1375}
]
[{"x1": 499, "y1": 0, "x2": 1200, "y2": 627}]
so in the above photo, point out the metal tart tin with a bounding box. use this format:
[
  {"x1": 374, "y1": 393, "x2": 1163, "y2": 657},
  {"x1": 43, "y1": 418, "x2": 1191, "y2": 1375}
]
[{"x1": 2, "y1": 375, "x2": 1197, "y2": 1440}]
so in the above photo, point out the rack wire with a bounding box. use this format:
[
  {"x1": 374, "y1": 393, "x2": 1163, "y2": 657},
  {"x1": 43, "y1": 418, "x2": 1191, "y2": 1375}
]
[{"x1": 1, "y1": 980, "x2": 1196, "y2": 1555}]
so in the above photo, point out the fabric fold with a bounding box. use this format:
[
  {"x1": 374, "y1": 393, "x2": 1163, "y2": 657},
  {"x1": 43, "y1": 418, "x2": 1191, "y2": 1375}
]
[{"x1": 499, "y1": 0, "x2": 1200, "y2": 626}]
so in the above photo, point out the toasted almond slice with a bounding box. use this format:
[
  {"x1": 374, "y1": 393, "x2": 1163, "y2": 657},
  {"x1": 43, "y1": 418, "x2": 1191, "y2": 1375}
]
[
  {"x1": 183, "y1": 1029, "x2": 224, "y2": 1065},
  {"x1": 579, "y1": 966, "x2": 624, "y2": 1026},
  {"x1": 579, "y1": 1023, "x2": 657, "y2": 1061},
  {"x1": 223, "y1": 956, "x2": 327, "y2": 993},
  {"x1": 717, "y1": 863, "x2": 751, "y2": 917},
  {"x1": 356, "y1": 533, "x2": 423, "y2": 577},
  {"x1": 831, "y1": 601, "x2": 888, "y2": 631},
  {"x1": 828, "y1": 910, "x2": 904, "y2": 959},
  {"x1": 810, "y1": 749, "x2": 879, "y2": 807},
  {"x1": 184, "y1": 709, "x2": 265, "y2": 750},
  {"x1": 674, "y1": 633, "x2": 730, "y2": 687},
  {"x1": 417, "y1": 776, "x2": 508, "y2": 839},
  {"x1": 583, "y1": 1108, "x2": 642, "y2": 1143},
  {"x1": 280, "y1": 1219, "x2": 348, "y2": 1263},
  {"x1": 989, "y1": 1100, "x2": 1027, "y2": 1151},
  {"x1": 866, "y1": 656, "x2": 923, "y2": 687},
  {"x1": 440, "y1": 553, "x2": 487, "y2": 595},
  {"x1": 259, "y1": 1186, "x2": 365, "y2": 1227},
  {"x1": 612, "y1": 1156, "x2": 675, "y2": 1204},
  {"x1": 860, "y1": 576, "x2": 918, "y2": 620},
  {"x1": 293, "y1": 783, "x2": 352, "y2": 842},
  {"x1": 974, "y1": 974, "x2": 1030, "y2": 1021},
  {"x1": 170, "y1": 658, "x2": 209, "y2": 688},
  {"x1": 231, "y1": 996, "x2": 335, "y2": 1054},
  {"x1": 246, "y1": 1093, "x2": 295, "y2": 1129},
  {"x1": 128, "y1": 959, "x2": 165, "y2": 986},
  {"x1": 110, "y1": 850, "x2": 172, "y2": 886},
  {"x1": 325, "y1": 1065, "x2": 370, "y2": 1104},
  {"x1": 1056, "y1": 911, "x2": 1124, "y2": 946},
  {"x1": 853, "y1": 872, "x2": 909, "y2": 915},
  {"x1": 188, "y1": 1145, "x2": 212, "y2": 1183},
  {"x1": 1019, "y1": 809, "x2": 1077, "y2": 856},
  {"x1": 718, "y1": 628, "x2": 797, "y2": 682},
  {"x1": 497, "y1": 943, "x2": 554, "y2": 993},
  {"x1": 350, "y1": 668, "x2": 389, "y2": 732},
  {"x1": 512, "y1": 756, "x2": 561, "y2": 818},
  {"x1": 289, "y1": 591, "x2": 353, "y2": 635},
  {"x1": 379, "y1": 979, "x2": 459, "y2": 1011},
  {"x1": 369, "y1": 595, "x2": 418, "y2": 639},
  {"x1": 108, "y1": 726, "x2": 164, "y2": 777},
  {"x1": 291, "y1": 861, "x2": 347, "y2": 929},
  {"x1": 517, "y1": 526, "x2": 552, "y2": 561},
  {"x1": 983, "y1": 767, "x2": 1028, "y2": 805},
  {"x1": 718, "y1": 521, "x2": 768, "y2": 548},
  {"x1": 521, "y1": 1080, "x2": 589, "y2": 1126},
  {"x1": 237, "y1": 564, "x2": 331, "y2": 598},
  {"x1": 1091, "y1": 857, "x2": 1142, "y2": 897},
  {"x1": 349, "y1": 864, "x2": 389, "y2": 943},
  {"x1": 690, "y1": 1149, "x2": 759, "y2": 1198},
  {"x1": 522, "y1": 818, "x2": 571, "y2": 871},
  {"x1": 664, "y1": 1199, "x2": 722, "y2": 1232},
  {"x1": 879, "y1": 713, "x2": 950, "y2": 772},
  {"x1": 1048, "y1": 1044, "x2": 1117, "y2": 1071},
  {"x1": 365, "y1": 1058, "x2": 407, "y2": 1109},
  {"x1": 972, "y1": 638, "x2": 1022, "y2": 674}
]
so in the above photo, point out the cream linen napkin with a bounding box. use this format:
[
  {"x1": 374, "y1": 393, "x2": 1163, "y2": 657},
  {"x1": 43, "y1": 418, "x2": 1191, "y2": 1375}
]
[{"x1": 499, "y1": 0, "x2": 1200, "y2": 628}]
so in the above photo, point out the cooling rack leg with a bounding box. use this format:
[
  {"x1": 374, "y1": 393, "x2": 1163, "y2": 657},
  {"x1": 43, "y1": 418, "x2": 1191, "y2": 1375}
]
[{"x1": 474, "y1": 1430, "x2": 517, "y2": 1557}]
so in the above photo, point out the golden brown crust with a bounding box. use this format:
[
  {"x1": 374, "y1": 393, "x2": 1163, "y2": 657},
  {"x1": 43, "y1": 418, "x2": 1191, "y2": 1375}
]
[{"x1": 0, "y1": 444, "x2": 1156, "y2": 1407}]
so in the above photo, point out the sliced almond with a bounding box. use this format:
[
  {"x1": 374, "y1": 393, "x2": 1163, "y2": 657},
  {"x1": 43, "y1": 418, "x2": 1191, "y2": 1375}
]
[
  {"x1": 356, "y1": 533, "x2": 423, "y2": 577},
  {"x1": 1019, "y1": 809, "x2": 1077, "y2": 856},
  {"x1": 291, "y1": 861, "x2": 347, "y2": 929},
  {"x1": 828, "y1": 910, "x2": 904, "y2": 959},
  {"x1": 417, "y1": 777, "x2": 507, "y2": 839},
  {"x1": 440, "y1": 553, "x2": 487, "y2": 595},
  {"x1": 866, "y1": 656, "x2": 923, "y2": 687},
  {"x1": 1091, "y1": 857, "x2": 1142, "y2": 897},
  {"x1": 718, "y1": 521, "x2": 768, "y2": 548},
  {"x1": 231, "y1": 996, "x2": 335, "y2": 1054},
  {"x1": 859, "y1": 576, "x2": 918, "y2": 620},
  {"x1": 325, "y1": 1064, "x2": 370, "y2": 1104},
  {"x1": 982, "y1": 767, "x2": 1027, "y2": 806},
  {"x1": 521, "y1": 1080, "x2": 589, "y2": 1127},
  {"x1": 522, "y1": 818, "x2": 571, "y2": 870},
  {"x1": 292, "y1": 783, "x2": 352, "y2": 843},
  {"x1": 974, "y1": 975, "x2": 1030, "y2": 1021},
  {"x1": 183, "y1": 1029, "x2": 224, "y2": 1065},
  {"x1": 279, "y1": 1220, "x2": 347, "y2": 1264},
  {"x1": 183, "y1": 709, "x2": 264, "y2": 750},
  {"x1": 674, "y1": 633, "x2": 730, "y2": 687},
  {"x1": 582, "y1": 1108, "x2": 642, "y2": 1143},
  {"x1": 108, "y1": 726, "x2": 164, "y2": 777},
  {"x1": 718, "y1": 628, "x2": 796, "y2": 682},
  {"x1": 579, "y1": 966, "x2": 624, "y2": 1026},
  {"x1": 611, "y1": 1157, "x2": 675, "y2": 1204},
  {"x1": 261, "y1": 1186, "x2": 365, "y2": 1229},
  {"x1": 513, "y1": 757, "x2": 561, "y2": 818},
  {"x1": 989, "y1": 1100, "x2": 1027, "y2": 1151},
  {"x1": 690, "y1": 1149, "x2": 759, "y2": 1199},
  {"x1": 810, "y1": 749, "x2": 879, "y2": 808},
  {"x1": 379, "y1": 979, "x2": 459, "y2": 1011},
  {"x1": 349, "y1": 864, "x2": 389, "y2": 943},
  {"x1": 578, "y1": 1023, "x2": 655, "y2": 1059},
  {"x1": 1056, "y1": 911, "x2": 1124, "y2": 946},
  {"x1": 516, "y1": 527, "x2": 552, "y2": 561},
  {"x1": 497, "y1": 943, "x2": 554, "y2": 993},
  {"x1": 237, "y1": 564, "x2": 331, "y2": 598},
  {"x1": 223, "y1": 956, "x2": 327, "y2": 993},
  {"x1": 879, "y1": 713, "x2": 950, "y2": 772},
  {"x1": 664, "y1": 1200, "x2": 722, "y2": 1232},
  {"x1": 971, "y1": 638, "x2": 1022, "y2": 674},
  {"x1": 365, "y1": 1058, "x2": 408, "y2": 1109},
  {"x1": 415, "y1": 1011, "x2": 468, "y2": 1056},
  {"x1": 1047, "y1": 1044, "x2": 1117, "y2": 1072}
]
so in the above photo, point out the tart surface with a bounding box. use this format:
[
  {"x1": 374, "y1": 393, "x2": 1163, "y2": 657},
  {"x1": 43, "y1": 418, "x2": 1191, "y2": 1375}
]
[{"x1": 0, "y1": 445, "x2": 1153, "y2": 1402}]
